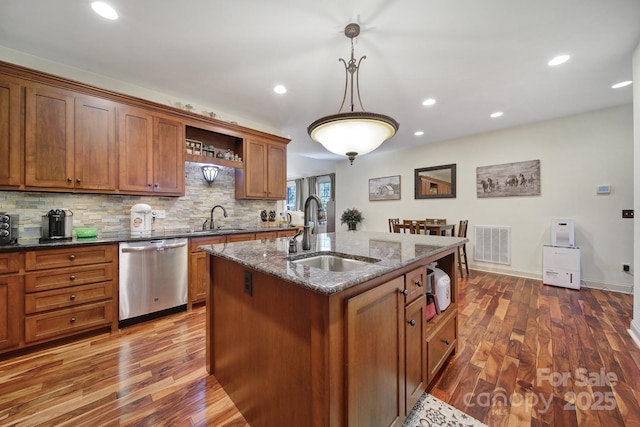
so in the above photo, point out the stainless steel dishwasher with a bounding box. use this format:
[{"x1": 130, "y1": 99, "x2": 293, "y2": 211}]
[{"x1": 119, "y1": 238, "x2": 188, "y2": 326}]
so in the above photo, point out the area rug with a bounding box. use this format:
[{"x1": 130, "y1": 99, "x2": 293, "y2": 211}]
[{"x1": 403, "y1": 393, "x2": 488, "y2": 427}]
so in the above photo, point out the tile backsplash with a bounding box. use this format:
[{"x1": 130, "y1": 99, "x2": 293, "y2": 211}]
[{"x1": 0, "y1": 163, "x2": 278, "y2": 238}]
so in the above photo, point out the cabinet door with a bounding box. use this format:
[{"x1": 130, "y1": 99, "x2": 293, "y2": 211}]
[
  {"x1": 117, "y1": 106, "x2": 154, "y2": 193},
  {"x1": 266, "y1": 142, "x2": 286, "y2": 199},
  {"x1": 346, "y1": 276, "x2": 405, "y2": 427},
  {"x1": 243, "y1": 138, "x2": 268, "y2": 198},
  {"x1": 74, "y1": 95, "x2": 117, "y2": 190},
  {"x1": 25, "y1": 85, "x2": 75, "y2": 189},
  {"x1": 189, "y1": 251, "x2": 209, "y2": 305},
  {"x1": 405, "y1": 294, "x2": 427, "y2": 414},
  {"x1": 0, "y1": 274, "x2": 22, "y2": 350},
  {"x1": 0, "y1": 78, "x2": 22, "y2": 187},
  {"x1": 153, "y1": 116, "x2": 184, "y2": 195}
]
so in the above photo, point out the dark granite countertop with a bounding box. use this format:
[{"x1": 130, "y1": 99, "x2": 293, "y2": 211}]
[
  {"x1": 200, "y1": 231, "x2": 467, "y2": 295},
  {"x1": 0, "y1": 225, "x2": 298, "y2": 252}
]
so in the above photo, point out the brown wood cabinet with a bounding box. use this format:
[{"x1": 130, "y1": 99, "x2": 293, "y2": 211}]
[
  {"x1": 207, "y1": 246, "x2": 460, "y2": 427},
  {"x1": 0, "y1": 252, "x2": 22, "y2": 351},
  {"x1": 346, "y1": 275, "x2": 406, "y2": 427},
  {"x1": 25, "y1": 84, "x2": 75, "y2": 189},
  {"x1": 117, "y1": 106, "x2": 184, "y2": 195},
  {"x1": 23, "y1": 84, "x2": 118, "y2": 191},
  {"x1": 188, "y1": 235, "x2": 226, "y2": 307},
  {"x1": 235, "y1": 137, "x2": 287, "y2": 200},
  {"x1": 23, "y1": 244, "x2": 117, "y2": 345},
  {"x1": 0, "y1": 76, "x2": 22, "y2": 188}
]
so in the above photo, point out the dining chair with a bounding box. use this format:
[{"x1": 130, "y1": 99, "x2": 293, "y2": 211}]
[
  {"x1": 425, "y1": 218, "x2": 447, "y2": 235},
  {"x1": 388, "y1": 218, "x2": 400, "y2": 233},
  {"x1": 457, "y1": 220, "x2": 469, "y2": 277},
  {"x1": 403, "y1": 219, "x2": 426, "y2": 234}
]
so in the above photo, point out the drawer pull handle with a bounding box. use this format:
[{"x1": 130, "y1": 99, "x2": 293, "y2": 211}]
[
  {"x1": 70, "y1": 294, "x2": 76, "y2": 300},
  {"x1": 408, "y1": 319, "x2": 416, "y2": 326},
  {"x1": 69, "y1": 275, "x2": 76, "y2": 280},
  {"x1": 70, "y1": 317, "x2": 76, "y2": 323},
  {"x1": 444, "y1": 339, "x2": 450, "y2": 345},
  {"x1": 401, "y1": 289, "x2": 409, "y2": 296},
  {"x1": 416, "y1": 280, "x2": 423, "y2": 287},
  {"x1": 69, "y1": 255, "x2": 76, "y2": 260}
]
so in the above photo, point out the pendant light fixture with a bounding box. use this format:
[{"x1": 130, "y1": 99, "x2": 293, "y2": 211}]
[{"x1": 308, "y1": 23, "x2": 399, "y2": 165}]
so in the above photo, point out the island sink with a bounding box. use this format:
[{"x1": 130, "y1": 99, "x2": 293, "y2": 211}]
[{"x1": 288, "y1": 252, "x2": 380, "y2": 272}]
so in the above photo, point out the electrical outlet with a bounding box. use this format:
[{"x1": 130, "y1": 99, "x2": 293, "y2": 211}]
[
  {"x1": 622, "y1": 209, "x2": 634, "y2": 219},
  {"x1": 152, "y1": 210, "x2": 166, "y2": 219},
  {"x1": 244, "y1": 270, "x2": 252, "y2": 296},
  {"x1": 623, "y1": 264, "x2": 631, "y2": 273}
]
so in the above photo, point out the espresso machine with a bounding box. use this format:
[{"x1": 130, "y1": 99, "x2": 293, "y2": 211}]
[{"x1": 41, "y1": 209, "x2": 73, "y2": 242}]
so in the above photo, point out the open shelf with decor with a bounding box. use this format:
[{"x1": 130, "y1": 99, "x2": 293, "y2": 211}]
[{"x1": 184, "y1": 125, "x2": 244, "y2": 169}]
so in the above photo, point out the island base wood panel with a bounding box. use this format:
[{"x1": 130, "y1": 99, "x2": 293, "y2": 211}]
[{"x1": 207, "y1": 246, "x2": 459, "y2": 427}]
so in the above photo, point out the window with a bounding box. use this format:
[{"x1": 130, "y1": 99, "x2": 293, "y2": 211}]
[
  {"x1": 286, "y1": 181, "x2": 296, "y2": 211},
  {"x1": 316, "y1": 175, "x2": 332, "y2": 214}
]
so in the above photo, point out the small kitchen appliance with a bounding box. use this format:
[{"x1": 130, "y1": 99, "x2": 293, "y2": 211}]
[
  {"x1": 41, "y1": 209, "x2": 73, "y2": 242},
  {"x1": 0, "y1": 212, "x2": 18, "y2": 245},
  {"x1": 433, "y1": 267, "x2": 451, "y2": 311},
  {"x1": 130, "y1": 203, "x2": 153, "y2": 236}
]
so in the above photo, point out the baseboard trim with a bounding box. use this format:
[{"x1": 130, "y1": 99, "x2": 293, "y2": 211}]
[
  {"x1": 629, "y1": 319, "x2": 640, "y2": 349},
  {"x1": 469, "y1": 265, "x2": 634, "y2": 294}
]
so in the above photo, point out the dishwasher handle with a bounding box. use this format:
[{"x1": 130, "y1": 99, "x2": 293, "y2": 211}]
[{"x1": 121, "y1": 241, "x2": 187, "y2": 253}]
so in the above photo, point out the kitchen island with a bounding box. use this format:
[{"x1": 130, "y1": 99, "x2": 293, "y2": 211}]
[{"x1": 201, "y1": 231, "x2": 467, "y2": 427}]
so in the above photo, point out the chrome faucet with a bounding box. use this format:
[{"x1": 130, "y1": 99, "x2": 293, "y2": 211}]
[
  {"x1": 210, "y1": 205, "x2": 228, "y2": 230},
  {"x1": 302, "y1": 195, "x2": 325, "y2": 250}
]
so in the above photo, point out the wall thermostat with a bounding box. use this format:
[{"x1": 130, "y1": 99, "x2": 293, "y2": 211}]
[{"x1": 596, "y1": 185, "x2": 611, "y2": 194}]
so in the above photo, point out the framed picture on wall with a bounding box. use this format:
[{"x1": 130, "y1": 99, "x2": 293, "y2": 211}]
[
  {"x1": 369, "y1": 175, "x2": 401, "y2": 201},
  {"x1": 476, "y1": 159, "x2": 540, "y2": 197}
]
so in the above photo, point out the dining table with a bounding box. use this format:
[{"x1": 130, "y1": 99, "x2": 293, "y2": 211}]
[{"x1": 393, "y1": 222, "x2": 456, "y2": 237}]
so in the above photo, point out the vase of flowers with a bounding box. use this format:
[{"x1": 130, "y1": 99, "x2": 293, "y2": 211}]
[{"x1": 340, "y1": 208, "x2": 364, "y2": 231}]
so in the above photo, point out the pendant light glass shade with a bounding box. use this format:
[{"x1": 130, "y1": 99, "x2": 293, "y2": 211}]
[{"x1": 308, "y1": 23, "x2": 399, "y2": 165}]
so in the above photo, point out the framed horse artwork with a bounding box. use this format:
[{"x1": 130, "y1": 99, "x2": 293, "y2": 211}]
[{"x1": 476, "y1": 159, "x2": 541, "y2": 198}]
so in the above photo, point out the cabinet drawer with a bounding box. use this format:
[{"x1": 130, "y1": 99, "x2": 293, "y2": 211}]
[
  {"x1": 405, "y1": 267, "x2": 426, "y2": 303},
  {"x1": 189, "y1": 235, "x2": 226, "y2": 252},
  {"x1": 0, "y1": 252, "x2": 21, "y2": 274},
  {"x1": 25, "y1": 263, "x2": 113, "y2": 292},
  {"x1": 226, "y1": 233, "x2": 255, "y2": 242},
  {"x1": 25, "y1": 301, "x2": 113, "y2": 343},
  {"x1": 427, "y1": 315, "x2": 457, "y2": 383},
  {"x1": 25, "y1": 281, "x2": 113, "y2": 314},
  {"x1": 25, "y1": 245, "x2": 115, "y2": 270}
]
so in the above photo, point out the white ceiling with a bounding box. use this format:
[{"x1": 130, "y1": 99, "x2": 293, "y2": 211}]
[{"x1": 1, "y1": 0, "x2": 639, "y2": 178}]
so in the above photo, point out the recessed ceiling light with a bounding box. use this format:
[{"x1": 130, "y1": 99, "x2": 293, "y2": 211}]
[
  {"x1": 273, "y1": 85, "x2": 287, "y2": 94},
  {"x1": 422, "y1": 98, "x2": 436, "y2": 106},
  {"x1": 490, "y1": 112, "x2": 504, "y2": 118},
  {"x1": 611, "y1": 80, "x2": 632, "y2": 89},
  {"x1": 414, "y1": 131, "x2": 424, "y2": 136},
  {"x1": 548, "y1": 55, "x2": 570, "y2": 66},
  {"x1": 91, "y1": 2, "x2": 118, "y2": 20}
]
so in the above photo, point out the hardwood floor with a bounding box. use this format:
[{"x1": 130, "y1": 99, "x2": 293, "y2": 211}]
[
  {"x1": 430, "y1": 271, "x2": 640, "y2": 427},
  {"x1": 0, "y1": 271, "x2": 638, "y2": 426}
]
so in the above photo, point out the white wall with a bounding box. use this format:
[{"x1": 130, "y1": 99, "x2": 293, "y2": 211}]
[
  {"x1": 631, "y1": 41, "x2": 640, "y2": 346},
  {"x1": 336, "y1": 105, "x2": 634, "y2": 292}
]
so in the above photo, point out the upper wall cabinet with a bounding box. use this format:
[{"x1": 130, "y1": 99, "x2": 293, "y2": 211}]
[
  {"x1": 0, "y1": 61, "x2": 287, "y2": 198},
  {"x1": 0, "y1": 76, "x2": 22, "y2": 188},
  {"x1": 24, "y1": 84, "x2": 117, "y2": 192},
  {"x1": 235, "y1": 137, "x2": 287, "y2": 200},
  {"x1": 117, "y1": 106, "x2": 184, "y2": 196}
]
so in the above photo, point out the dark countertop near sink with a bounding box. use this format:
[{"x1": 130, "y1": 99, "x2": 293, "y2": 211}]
[
  {"x1": 0, "y1": 225, "x2": 298, "y2": 252},
  {"x1": 200, "y1": 231, "x2": 467, "y2": 295}
]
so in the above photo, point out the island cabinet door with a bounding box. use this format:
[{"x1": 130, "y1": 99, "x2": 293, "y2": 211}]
[{"x1": 346, "y1": 276, "x2": 405, "y2": 427}]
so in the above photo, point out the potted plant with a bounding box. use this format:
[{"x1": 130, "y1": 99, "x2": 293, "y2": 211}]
[{"x1": 340, "y1": 208, "x2": 364, "y2": 231}]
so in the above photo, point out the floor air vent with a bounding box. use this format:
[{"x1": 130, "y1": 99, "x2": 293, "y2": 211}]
[{"x1": 474, "y1": 225, "x2": 511, "y2": 265}]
